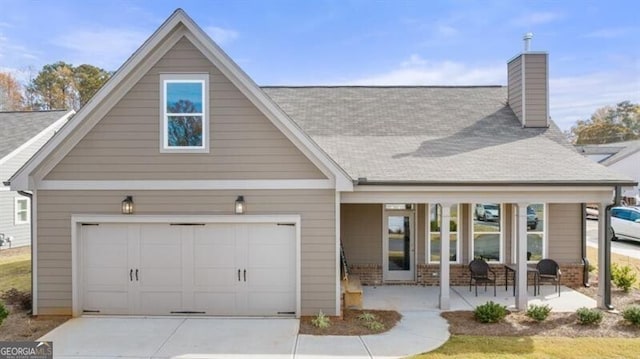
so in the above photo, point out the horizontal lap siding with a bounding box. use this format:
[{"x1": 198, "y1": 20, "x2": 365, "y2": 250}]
[
  {"x1": 507, "y1": 57, "x2": 523, "y2": 123},
  {"x1": 45, "y1": 37, "x2": 324, "y2": 181},
  {"x1": 523, "y1": 53, "x2": 548, "y2": 127},
  {"x1": 36, "y1": 189, "x2": 336, "y2": 315},
  {"x1": 0, "y1": 191, "x2": 30, "y2": 248},
  {"x1": 340, "y1": 204, "x2": 382, "y2": 265},
  {"x1": 547, "y1": 203, "x2": 581, "y2": 263}
]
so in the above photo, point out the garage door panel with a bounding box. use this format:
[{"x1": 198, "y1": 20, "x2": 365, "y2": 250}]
[
  {"x1": 139, "y1": 291, "x2": 183, "y2": 314},
  {"x1": 194, "y1": 268, "x2": 238, "y2": 287},
  {"x1": 84, "y1": 291, "x2": 129, "y2": 313},
  {"x1": 247, "y1": 292, "x2": 295, "y2": 315},
  {"x1": 194, "y1": 292, "x2": 240, "y2": 314},
  {"x1": 85, "y1": 267, "x2": 127, "y2": 288},
  {"x1": 139, "y1": 268, "x2": 182, "y2": 287},
  {"x1": 194, "y1": 245, "x2": 235, "y2": 267}
]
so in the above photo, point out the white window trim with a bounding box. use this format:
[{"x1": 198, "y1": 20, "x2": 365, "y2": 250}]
[
  {"x1": 470, "y1": 203, "x2": 504, "y2": 263},
  {"x1": 426, "y1": 203, "x2": 461, "y2": 264},
  {"x1": 160, "y1": 73, "x2": 210, "y2": 153},
  {"x1": 511, "y1": 203, "x2": 548, "y2": 263},
  {"x1": 14, "y1": 197, "x2": 30, "y2": 225}
]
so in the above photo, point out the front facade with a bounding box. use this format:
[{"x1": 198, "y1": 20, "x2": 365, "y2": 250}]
[{"x1": 10, "y1": 10, "x2": 634, "y2": 317}]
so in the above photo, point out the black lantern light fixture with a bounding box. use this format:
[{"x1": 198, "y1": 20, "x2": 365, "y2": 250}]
[
  {"x1": 235, "y1": 195, "x2": 245, "y2": 214},
  {"x1": 121, "y1": 195, "x2": 134, "y2": 214}
]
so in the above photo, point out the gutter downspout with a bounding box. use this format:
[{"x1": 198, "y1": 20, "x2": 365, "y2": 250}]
[
  {"x1": 603, "y1": 186, "x2": 622, "y2": 310},
  {"x1": 17, "y1": 190, "x2": 34, "y2": 314},
  {"x1": 581, "y1": 203, "x2": 590, "y2": 287}
]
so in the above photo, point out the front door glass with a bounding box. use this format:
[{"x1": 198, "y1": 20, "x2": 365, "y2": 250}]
[{"x1": 384, "y1": 209, "x2": 414, "y2": 281}]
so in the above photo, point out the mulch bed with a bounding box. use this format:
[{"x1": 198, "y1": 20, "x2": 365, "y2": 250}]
[
  {"x1": 299, "y1": 309, "x2": 401, "y2": 335},
  {"x1": 0, "y1": 304, "x2": 70, "y2": 341}
]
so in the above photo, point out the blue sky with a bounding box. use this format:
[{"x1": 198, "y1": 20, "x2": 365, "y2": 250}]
[{"x1": 0, "y1": 0, "x2": 638, "y2": 130}]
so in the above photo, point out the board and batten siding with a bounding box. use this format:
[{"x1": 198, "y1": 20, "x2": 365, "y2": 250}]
[
  {"x1": 36, "y1": 189, "x2": 336, "y2": 315},
  {"x1": 547, "y1": 203, "x2": 582, "y2": 263},
  {"x1": 44, "y1": 36, "x2": 325, "y2": 181}
]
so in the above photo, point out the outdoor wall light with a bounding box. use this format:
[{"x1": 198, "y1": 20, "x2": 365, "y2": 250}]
[
  {"x1": 235, "y1": 196, "x2": 245, "y2": 214},
  {"x1": 121, "y1": 196, "x2": 134, "y2": 214}
]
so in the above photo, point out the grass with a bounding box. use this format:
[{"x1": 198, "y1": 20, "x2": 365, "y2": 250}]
[
  {"x1": 0, "y1": 249, "x2": 31, "y2": 293},
  {"x1": 414, "y1": 335, "x2": 640, "y2": 358},
  {"x1": 587, "y1": 246, "x2": 640, "y2": 289}
]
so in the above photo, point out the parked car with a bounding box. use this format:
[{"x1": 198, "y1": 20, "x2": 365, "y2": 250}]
[
  {"x1": 527, "y1": 206, "x2": 538, "y2": 230},
  {"x1": 610, "y1": 206, "x2": 640, "y2": 242},
  {"x1": 477, "y1": 204, "x2": 500, "y2": 222},
  {"x1": 585, "y1": 206, "x2": 598, "y2": 220}
]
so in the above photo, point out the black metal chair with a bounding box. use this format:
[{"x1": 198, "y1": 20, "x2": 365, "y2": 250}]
[
  {"x1": 469, "y1": 258, "x2": 496, "y2": 296},
  {"x1": 536, "y1": 259, "x2": 562, "y2": 296}
]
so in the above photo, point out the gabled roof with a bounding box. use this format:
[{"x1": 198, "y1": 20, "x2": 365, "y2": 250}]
[
  {"x1": 263, "y1": 86, "x2": 635, "y2": 185},
  {"x1": 0, "y1": 110, "x2": 69, "y2": 159},
  {"x1": 9, "y1": 9, "x2": 352, "y2": 191}
]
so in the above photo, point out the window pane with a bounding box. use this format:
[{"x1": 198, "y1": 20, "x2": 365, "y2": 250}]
[
  {"x1": 430, "y1": 234, "x2": 458, "y2": 262},
  {"x1": 527, "y1": 204, "x2": 543, "y2": 232},
  {"x1": 167, "y1": 116, "x2": 203, "y2": 147},
  {"x1": 166, "y1": 82, "x2": 203, "y2": 113},
  {"x1": 527, "y1": 233, "x2": 543, "y2": 261},
  {"x1": 473, "y1": 233, "x2": 500, "y2": 262},
  {"x1": 473, "y1": 203, "x2": 501, "y2": 232},
  {"x1": 18, "y1": 200, "x2": 27, "y2": 211},
  {"x1": 19, "y1": 212, "x2": 28, "y2": 222}
]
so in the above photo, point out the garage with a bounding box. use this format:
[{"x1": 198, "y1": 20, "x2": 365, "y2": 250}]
[{"x1": 76, "y1": 216, "x2": 299, "y2": 317}]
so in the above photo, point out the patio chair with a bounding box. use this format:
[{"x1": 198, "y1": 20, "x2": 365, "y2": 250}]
[
  {"x1": 536, "y1": 259, "x2": 562, "y2": 296},
  {"x1": 469, "y1": 258, "x2": 496, "y2": 296}
]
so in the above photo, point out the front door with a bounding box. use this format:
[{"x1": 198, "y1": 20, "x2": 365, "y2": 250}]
[{"x1": 383, "y1": 210, "x2": 415, "y2": 281}]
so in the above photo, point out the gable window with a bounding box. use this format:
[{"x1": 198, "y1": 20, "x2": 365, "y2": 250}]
[
  {"x1": 160, "y1": 74, "x2": 209, "y2": 153},
  {"x1": 15, "y1": 197, "x2": 30, "y2": 225},
  {"x1": 427, "y1": 204, "x2": 460, "y2": 263},
  {"x1": 472, "y1": 203, "x2": 503, "y2": 262}
]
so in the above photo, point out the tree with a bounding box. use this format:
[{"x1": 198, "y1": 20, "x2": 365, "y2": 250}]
[
  {"x1": 0, "y1": 72, "x2": 24, "y2": 111},
  {"x1": 74, "y1": 64, "x2": 110, "y2": 107},
  {"x1": 568, "y1": 101, "x2": 640, "y2": 144}
]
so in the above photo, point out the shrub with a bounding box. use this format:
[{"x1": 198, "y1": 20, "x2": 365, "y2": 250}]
[
  {"x1": 363, "y1": 320, "x2": 385, "y2": 330},
  {"x1": 611, "y1": 263, "x2": 637, "y2": 292},
  {"x1": 357, "y1": 312, "x2": 377, "y2": 322},
  {"x1": 0, "y1": 302, "x2": 8, "y2": 326},
  {"x1": 526, "y1": 304, "x2": 552, "y2": 322},
  {"x1": 311, "y1": 310, "x2": 331, "y2": 328},
  {"x1": 474, "y1": 301, "x2": 508, "y2": 323},
  {"x1": 1, "y1": 288, "x2": 32, "y2": 310},
  {"x1": 622, "y1": 306, "x2": 640, "y2": 326},
  {"x1": 588, "y1": 263, "x2": 596, "y2": 273},
  {"x1": 576, "y1": 307, "x2": 603, "y2": 325}
]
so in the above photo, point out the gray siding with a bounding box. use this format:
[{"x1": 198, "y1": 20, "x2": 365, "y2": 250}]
[
  {"x1": 547, "y1": 203, "x2": 581, "y2": 263},
  {"x1": 507, "y1": 56, "x2": 523, "y2": 124},
  {"x1": 45, "y1": 37, "x2": 325, "y2": 181},
  {"x1": 36, "y1": 189, "x2": 335, "y2": 315},
  {"x1": 522, "y1": 53, "x2": 548, "y2": 128},
  {"x1": 0, "y1": 191, "x2": 30, "y2": 248},
  {"x1": 340, "y1": 204, "x2": 382, "y2": 265}
]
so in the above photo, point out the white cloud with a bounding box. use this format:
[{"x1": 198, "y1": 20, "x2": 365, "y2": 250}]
[
  {"x1": 345, "y1": 55, "x2": 505, "y2": 86},
  {"x1": 204, "y1": 26, "x2": 239, "y2": 45},
  {"x1": 511, "y1": 11, "x2": 561, "y2": 26},
  {"x1": 54, "y1": 28, "x2": 149, "y2": 70}
]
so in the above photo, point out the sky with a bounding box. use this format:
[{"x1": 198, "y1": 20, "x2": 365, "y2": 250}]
[{"x1": 0, "y1": 0, "x2": 638, "y2": 131}]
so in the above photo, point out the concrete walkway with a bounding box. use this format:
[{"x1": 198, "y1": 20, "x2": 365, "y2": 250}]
[{"x1": 40, "y1": 311, "x2": 449, "y2": 359}]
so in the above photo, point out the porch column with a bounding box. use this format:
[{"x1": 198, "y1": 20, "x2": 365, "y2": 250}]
[
  {"x1": 597, "y1": 201, "x2": 608, "y2": 308},
  {"x1": 516, "y1": 202, "x2": 529, "y2": 310},
  {"x1": 439, "y1": 203, "x2": 451, "y2": 310}
]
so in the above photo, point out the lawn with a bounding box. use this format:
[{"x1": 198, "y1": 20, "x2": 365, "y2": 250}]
[
  {"x1": 0, "y1": 247, "x2": 31, "y2": 293},
  {"x1": 414, "y1": 335, "x2": 640, "y2": 358}
]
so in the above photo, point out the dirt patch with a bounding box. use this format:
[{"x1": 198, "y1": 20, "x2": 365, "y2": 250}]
[
  {"x1": 0, "y1": 246, "x2": 30, "y2": 263},
  {"x1": 299, "y1": 309, "x2": 401, "y2": 335},
  {"x1": 443, "y1": 286, "x2": 640, "y2": 338},
  {"x1": 0, "y1": 304, "x2": 69, "y2": 341}
]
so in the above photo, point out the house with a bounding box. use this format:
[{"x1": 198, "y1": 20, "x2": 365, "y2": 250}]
[
  {"x1": 8, "y1": 9, "x2": 635, "y2": 318},
  {"x1": 576, "y1": 140, "x2": 640, "y2": 205},
  {"x1": 0, "y1": 110, "x2": 73, "y2": 248}
]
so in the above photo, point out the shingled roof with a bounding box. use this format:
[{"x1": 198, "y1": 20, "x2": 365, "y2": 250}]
[
  {"x1": 263, "y1": 86, "x2": 634, "y2": 185},
  {"x1": 0, "y1": 110, "x2": 69, "y2": 159}
]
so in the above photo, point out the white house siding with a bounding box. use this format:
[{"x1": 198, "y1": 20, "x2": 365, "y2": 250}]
[{"x1": 0, "y1": 191, "x2": 30, "y2": 248}]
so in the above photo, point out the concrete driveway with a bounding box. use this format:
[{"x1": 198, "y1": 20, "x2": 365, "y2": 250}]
[{"x1": 40, "y1": 313, "x2": 449, "y2": 359}]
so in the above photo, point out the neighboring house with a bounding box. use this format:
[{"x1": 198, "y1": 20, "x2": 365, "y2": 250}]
[
  {"x1": 0, "y1": 110, "x2": 73, "y2": 248},
  {"x1": 8, "y1": 10, "x2": 635, "y2": 318},
  {"x1": 576, "y1": 140, "x2": 640, "y2": 205}
]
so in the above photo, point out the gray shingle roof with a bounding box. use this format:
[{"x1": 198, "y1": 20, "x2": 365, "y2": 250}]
[
  {"x1": 263, "y1": 86, "x2": 634, "y2": 185},
  {"x1": 0, "y1": 111, "x2": 68, "y2": 159}
]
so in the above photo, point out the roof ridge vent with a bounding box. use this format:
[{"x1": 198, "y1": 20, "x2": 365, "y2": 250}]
[{"x1": 523, "y1": 32, "x2": 533, "y2": 52}]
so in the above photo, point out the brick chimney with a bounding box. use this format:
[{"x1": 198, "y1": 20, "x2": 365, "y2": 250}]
[{"x1": 507, "y1": 33, "x2": 549, "y2": 128}]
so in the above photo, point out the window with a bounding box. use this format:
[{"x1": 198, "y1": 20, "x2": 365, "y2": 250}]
[
  {"x1": 14, "y1": 197, "x2": 30, "y2": 225},
  {"x1": 160, "y1": 74, "x2": 209, "y2": 153},
  {"x1": 526, "y1": 204, "x2": 545, "y2": 262},
  {"x1": 428, "y1": 204, "x2": 459, "y2": 263},
  {"x1": 472, "y1": 203, "x2": 503, "y2": 262}
]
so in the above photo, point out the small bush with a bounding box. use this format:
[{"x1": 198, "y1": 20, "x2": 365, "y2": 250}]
[
  {"x1": 0, "y1": 288, "x2": 32, "y2": 310},
  {"x1": 588, "y1": 263, "x2": 596, "y2": 273},
  {"x1": 474, "y1": 301, "x2": 508, "y2": 323},
  {"x1": 0, "y1": 302, "x2": 8, "y2": 326},
  {"x1": 611, "y1": 263, "x2": 638, "y2": 292},
  {"x1": 576, "y1": 307, "x2": 603, "y2": 325},
  {"x1": 311, "y1": 310, "x2": 331, "y2": 328},
  {"x1": 526, "y1": 304, "x2": 552, "y2": 322},
  {"x1": 357, "y1": 312, "x2": 377, "y2": 322},
  {"x1": 363, "y1": 320, "x2": 385, "y2": 330},
  {"x1": 622, "y1": 306, "x2": 640, "y2": 326}
]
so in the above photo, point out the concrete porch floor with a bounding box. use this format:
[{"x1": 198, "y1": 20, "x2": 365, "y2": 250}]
[{"x1": 363, "y1": 285, "x2": 596, "y2": 312}]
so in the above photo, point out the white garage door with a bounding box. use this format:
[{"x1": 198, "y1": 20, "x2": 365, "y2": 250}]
[{"x1": 81, "y1": 222, "x2": 296, "y2": 316}]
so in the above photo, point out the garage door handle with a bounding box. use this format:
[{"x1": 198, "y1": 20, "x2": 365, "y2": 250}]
[
  {"x1": 244, "y1": 269, "x2": 247, "y2": 282},
  {"x1": 130, "y1": 269, "x2": 133, "y2": 281},
  {"x1": 135, "y1": 269, "x2": 139, "y2": 281},
  {"x1": 238, "y1": 269, "x2": 241, "y2": 281}
]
